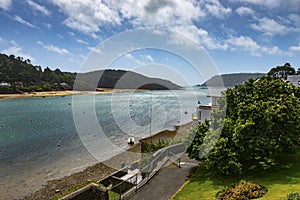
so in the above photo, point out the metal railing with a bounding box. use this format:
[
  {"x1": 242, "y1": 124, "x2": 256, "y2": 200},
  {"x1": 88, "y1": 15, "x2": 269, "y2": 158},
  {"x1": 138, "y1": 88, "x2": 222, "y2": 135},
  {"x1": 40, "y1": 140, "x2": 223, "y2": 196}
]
[{"x1": 120, "y1": 143, "x2": 184, "y2": 200}]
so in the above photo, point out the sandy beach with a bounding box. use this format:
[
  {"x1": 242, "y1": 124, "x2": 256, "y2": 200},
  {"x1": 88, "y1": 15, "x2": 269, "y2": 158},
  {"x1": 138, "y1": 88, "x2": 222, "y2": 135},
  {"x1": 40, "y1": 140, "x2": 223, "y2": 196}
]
[
  {"x1": 22, "y1": 122, "x2": 194, "y2": 200},
  {"x1": 0, "y1": 89, "x2": 148, "y2": 100}
]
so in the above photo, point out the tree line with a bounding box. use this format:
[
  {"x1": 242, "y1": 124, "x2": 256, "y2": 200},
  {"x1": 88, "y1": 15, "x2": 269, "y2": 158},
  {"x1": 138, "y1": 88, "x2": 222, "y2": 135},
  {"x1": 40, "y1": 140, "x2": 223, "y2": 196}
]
[{"x1": 0, "y1": 53, "x2": 75, "y2": 93}]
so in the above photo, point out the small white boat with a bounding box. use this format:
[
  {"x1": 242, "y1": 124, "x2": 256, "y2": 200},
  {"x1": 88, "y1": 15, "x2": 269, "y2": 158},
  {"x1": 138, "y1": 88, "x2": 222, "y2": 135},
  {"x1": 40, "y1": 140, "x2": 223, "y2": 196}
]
[{"x1": 128, "y1": 137, "x2": 135, "y2": 145}]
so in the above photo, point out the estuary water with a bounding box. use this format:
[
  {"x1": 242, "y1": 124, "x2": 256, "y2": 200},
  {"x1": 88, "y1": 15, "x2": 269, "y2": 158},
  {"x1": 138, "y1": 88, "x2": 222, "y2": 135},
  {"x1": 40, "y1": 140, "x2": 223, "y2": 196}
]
[{"x1": 0, "y1": 89, "x2": 209, "y2": 199}]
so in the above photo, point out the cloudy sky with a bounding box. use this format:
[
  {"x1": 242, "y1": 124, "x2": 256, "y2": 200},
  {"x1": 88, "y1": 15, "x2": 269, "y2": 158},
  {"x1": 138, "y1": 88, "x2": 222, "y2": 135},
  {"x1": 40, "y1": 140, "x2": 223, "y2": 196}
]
[{"x1": 0, "y1": 0, "x2": 300, "y2": 85}]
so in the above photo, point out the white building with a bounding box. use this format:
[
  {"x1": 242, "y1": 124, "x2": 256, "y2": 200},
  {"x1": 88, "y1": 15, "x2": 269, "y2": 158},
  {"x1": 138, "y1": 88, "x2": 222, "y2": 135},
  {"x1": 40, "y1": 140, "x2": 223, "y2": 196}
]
[
  {"x1": 60, "y1": 82, "x2": 69, "y2": 87},
  {"x1": 194, "y1": 88, "x2": 226, "y2": 123},
  {"x1": 0, "y1": 82, "x2": 11, "y2": 87},
  {"x1": 287, "y1": 75, "x2": 300, "y2": 86}
]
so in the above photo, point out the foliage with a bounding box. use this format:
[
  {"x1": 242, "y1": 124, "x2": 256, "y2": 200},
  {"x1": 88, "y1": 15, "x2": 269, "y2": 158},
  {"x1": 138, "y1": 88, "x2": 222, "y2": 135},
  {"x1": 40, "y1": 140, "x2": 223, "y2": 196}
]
[
  {"x1": 216, "y1": 181, "x2": 267, "y2": 200},
  {"x1": 142, "y1": 139, "x2": 170, "y2": 153},
  {"x1": 187, "y1": 77, "x2": 300, "y2": 175},
  {"x1": 267, "y1": 63, "x2": 296, "y2": 80},
  {"x1": 173, "y1": 148, "x2": 300, "y2": 199},
  {"x1": 287, "y1": 192, "x2": 300, "y2": 200},
  {"x1": 0, "y1": 53, "x2": 180, "y2": 93},
  {"x1": 0, "y1": 53, "x2": 75, "y2": 93},
  {"x1": 185, "y1": 120, "x2": 209, "y2": 160},
  {"x1": 139, "y1": 140, "x2": 171, "y2": 177}
]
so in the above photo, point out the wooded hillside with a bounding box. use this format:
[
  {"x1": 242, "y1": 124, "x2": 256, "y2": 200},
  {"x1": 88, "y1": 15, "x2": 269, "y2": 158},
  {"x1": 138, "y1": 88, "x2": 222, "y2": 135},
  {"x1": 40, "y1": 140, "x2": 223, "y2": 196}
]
[
  {"x1": 0, "y1": 53, "x2": 181, "y2": 93},
  {"x1": 201, "y1": 73, "x2": 265, "y2": 87}
]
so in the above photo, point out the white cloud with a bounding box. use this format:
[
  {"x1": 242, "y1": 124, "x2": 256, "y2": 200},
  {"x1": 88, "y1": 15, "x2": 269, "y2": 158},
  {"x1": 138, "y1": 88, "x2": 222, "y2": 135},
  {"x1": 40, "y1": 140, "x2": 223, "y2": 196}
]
[
  {"x1": 76, "y1": 38, "x2": 89, "y2": 45},
  {"x1": 226, "y1": 35, "x2": 261, "y2": 56},
  {"x1": 13, "y1": 15, "x2": 36, "y2": 28},
  {"x1": 68, "y1": 32, "x2": 75, "y2": 37},
  {"x1": 250, "y1": 17, "x2": 290, "y2": 36},
  {"x1": 27, "y1": 0, "x2": 51, "y2": 16},
  {"x1": 171, "y1": 25, "x2": 228, "y2": 50},
  {"x1": 115, "y1": 0, "x2": 205, "y2": 27},
  {"x1": 43, "y1": 23, "x2": 52, "y2": 29},
  {"x1": 2, "y1": 43, "x2": 35, "y2": 62},
  {"x1": 236, "y1": 6, "x2": 255, "y2": 16},
  {"x1": 288, "y1": 14, "x2": 300, "y2": 33},
  {"x1": 226, "y1": 35, "x2": 283, "y2": 56},
  {"x1": 87, "y1": 46, "x2": 102, "y2": 54},
  {"x1": 144, "y1": 54, "x2": 154, "y2": 62},
  {"x1": 230, "y1": 0, "x2": 281, "y2": 9},
  {"x1": 125, "y1": 53, "x2": 134, "y2": 59},
  {"x1": 231, "y1": 0, "x2": 300, "y2": 11},
  {"x1": 204, "y1": 0, "x2": 232, "y2": 18},
  {"x1": 261, "y1": 46, "x2": 283, "y2": 55},
  {"x1": 49, "y1": 0, "x2": 206, "y2": 37},
  {"x1": 289, "y1": 44, "x2": 300, "y2": 52},
  {"x1": 57, "y1": 34, "x2": 64, "y2": 39},
  {"x1": 37, "y1": 41, "x2": 70, "y2": 55},
  {"x1": 10, "y1": 40, "x2": 18, "y2": 46},
  {"x1": 49, "y1": 0, "x2": 121, "y2": 36},
  {"x1": 0, "y1": 0, "x2": 12, "y2": 10}
]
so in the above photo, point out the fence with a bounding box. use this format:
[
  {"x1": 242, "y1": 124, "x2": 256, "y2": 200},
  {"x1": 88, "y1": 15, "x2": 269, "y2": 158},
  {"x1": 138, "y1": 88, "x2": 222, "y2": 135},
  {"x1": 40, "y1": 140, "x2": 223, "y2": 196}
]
[{"x1": 107, "y1": 143, "x2": 184, "y2": 200}]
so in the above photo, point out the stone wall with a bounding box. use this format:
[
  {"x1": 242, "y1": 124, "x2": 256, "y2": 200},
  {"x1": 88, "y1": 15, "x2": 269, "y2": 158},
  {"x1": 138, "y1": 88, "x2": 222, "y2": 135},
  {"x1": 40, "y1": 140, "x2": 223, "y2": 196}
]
[{"x1": 60, "y1": 183, "x2": 108, "y2": 200}]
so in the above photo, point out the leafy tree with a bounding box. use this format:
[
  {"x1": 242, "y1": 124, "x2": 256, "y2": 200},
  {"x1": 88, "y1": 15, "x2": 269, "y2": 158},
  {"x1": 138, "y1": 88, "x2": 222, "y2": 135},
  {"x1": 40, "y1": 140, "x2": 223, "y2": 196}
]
[
  {"x1": 0, "y1": 53, "x2": 76, "y2": 93},
  {"x1": 267, "y1": 63, "x2": 296, "y2": 80},
  {"x1": 187, "y1": 77, "x2": 300, "y2": 175},
  {"x1": 185, "y1": 120, "x2": 209, "y2": 159}
]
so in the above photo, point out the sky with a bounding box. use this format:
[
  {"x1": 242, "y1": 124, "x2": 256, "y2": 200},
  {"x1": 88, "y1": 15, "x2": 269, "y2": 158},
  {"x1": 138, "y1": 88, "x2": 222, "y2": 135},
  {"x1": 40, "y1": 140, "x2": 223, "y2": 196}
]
[{"x1": 0, "y1": 0, "x2": 300, "y2": 85}]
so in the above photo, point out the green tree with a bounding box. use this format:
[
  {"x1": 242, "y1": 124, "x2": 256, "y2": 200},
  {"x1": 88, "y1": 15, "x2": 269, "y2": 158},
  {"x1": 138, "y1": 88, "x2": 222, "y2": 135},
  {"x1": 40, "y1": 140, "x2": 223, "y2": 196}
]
[
  {"x1": 187, "y1": 77, "x2": 300, "y2": 175},
  {"x1": 0, "y1": 53, "x2": 76, "y2": 93},
  {"x1": 267, "y1": 63, "x2": 296, "y2": 80}
]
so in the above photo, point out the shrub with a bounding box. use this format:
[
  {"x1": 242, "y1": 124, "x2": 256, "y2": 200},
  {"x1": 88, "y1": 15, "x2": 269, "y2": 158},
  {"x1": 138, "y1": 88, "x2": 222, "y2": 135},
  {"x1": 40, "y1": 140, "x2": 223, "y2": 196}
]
[
  {"x1": 216, "y1": 180, "x2": 267, "y2": 200},
  {"x1": 287, "y1": 192, "x2": 300, "y2": 200}
]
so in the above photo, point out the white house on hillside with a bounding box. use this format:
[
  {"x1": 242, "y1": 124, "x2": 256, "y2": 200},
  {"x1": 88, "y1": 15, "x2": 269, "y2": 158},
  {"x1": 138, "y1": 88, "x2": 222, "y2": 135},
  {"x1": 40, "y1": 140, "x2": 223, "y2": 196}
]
[
  {"x1": 287, "y1": 75, "x2": 300, "y2": 86},
  {"x1": 0, "y1": 82, "x2": 11, "y2": 87},
  {"x1": 194, "y1": 88, "x2": 226, "y2": 123}
]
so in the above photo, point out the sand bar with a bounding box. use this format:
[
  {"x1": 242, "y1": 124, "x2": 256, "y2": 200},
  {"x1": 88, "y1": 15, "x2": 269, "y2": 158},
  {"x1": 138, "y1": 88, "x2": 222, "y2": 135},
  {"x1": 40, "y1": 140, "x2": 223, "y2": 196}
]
[{"x1": 0, "y1": 89, "x2": 148, "y2": 100}]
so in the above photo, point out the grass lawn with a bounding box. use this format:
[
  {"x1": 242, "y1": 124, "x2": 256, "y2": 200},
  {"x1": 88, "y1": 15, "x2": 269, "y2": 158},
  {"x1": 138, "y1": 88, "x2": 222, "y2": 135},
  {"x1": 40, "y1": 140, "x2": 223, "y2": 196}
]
[{"x1": 172, "y1": 149, "x2": 300, "y2": 200}]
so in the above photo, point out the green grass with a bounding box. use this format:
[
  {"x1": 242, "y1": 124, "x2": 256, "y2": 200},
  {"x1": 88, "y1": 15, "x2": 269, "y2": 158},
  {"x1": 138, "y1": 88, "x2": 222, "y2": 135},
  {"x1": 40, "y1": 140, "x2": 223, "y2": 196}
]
[
  {"x1": 108, "y1": 190, "x2": 120, "y2": 200},
  {"x1": 173, "y1": 149, "x2": 300, "y2": 200}
]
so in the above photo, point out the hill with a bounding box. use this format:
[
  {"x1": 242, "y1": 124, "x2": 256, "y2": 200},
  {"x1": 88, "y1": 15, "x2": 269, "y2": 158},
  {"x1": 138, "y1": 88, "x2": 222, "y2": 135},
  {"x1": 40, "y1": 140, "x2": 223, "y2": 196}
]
[
  {"x1": 0, "y1": 53, "x2": 180, "y2": 93},
  {"x1": 75, "y1": 69, "x2": 181, "y2": 90},
  {"x1": 0, "y1": 53, "x2": 75, "y2": 93},
  {"x1": 200, "y1": 73, "x2": 265, "y2": 88}
]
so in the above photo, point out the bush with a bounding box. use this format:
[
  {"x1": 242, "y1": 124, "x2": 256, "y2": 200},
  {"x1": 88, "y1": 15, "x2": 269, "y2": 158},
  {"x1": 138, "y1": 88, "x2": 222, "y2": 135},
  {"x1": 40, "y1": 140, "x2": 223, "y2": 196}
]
[
  {"x1": 287, "y1": 192, "x2": 300, "y2": 200},
  {"x1": 216, "y1": 181, "x2": 267, "y2": 200}
]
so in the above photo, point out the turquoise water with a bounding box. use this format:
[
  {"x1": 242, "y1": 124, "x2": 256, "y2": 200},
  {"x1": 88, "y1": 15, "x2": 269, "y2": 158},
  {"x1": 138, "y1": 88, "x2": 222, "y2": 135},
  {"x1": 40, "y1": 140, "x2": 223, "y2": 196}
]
[{"x1": 0, "y1": 89, "x2": 209, "y2": 199}]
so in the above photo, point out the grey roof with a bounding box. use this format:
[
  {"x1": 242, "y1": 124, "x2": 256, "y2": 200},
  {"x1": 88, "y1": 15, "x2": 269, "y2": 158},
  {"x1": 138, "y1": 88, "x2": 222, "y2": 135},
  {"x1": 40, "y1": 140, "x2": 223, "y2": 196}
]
[{"x1": 287, "y1": 75, "x2": 300, "y2": 86}]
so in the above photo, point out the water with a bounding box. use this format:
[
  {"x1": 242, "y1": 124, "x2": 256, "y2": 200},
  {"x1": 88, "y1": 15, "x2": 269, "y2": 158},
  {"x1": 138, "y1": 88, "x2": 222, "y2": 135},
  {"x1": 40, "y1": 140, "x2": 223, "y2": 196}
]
[{"x1": 0, "y1": 89, "x2": 209, "y2": 199}]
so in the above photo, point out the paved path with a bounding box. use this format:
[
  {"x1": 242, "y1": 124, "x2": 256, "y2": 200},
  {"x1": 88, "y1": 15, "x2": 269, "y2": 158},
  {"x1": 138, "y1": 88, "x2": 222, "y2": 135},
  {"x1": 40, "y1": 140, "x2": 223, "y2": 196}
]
[{"x1": 128, "y1": 154, "x2": 199, "y2": 200}]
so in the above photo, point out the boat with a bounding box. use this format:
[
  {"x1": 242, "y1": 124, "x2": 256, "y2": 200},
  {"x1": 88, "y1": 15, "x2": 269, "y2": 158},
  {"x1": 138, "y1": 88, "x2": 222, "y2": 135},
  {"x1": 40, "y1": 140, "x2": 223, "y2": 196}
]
[{"x1": 128, "y1": 137, "x2": 135, "y2": 145}]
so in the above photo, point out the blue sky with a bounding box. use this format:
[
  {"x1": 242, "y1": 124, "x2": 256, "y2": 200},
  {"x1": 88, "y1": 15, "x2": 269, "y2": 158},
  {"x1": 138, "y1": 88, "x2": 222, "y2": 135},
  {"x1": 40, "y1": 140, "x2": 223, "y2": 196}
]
[{"x1": 0, "y1": 0, "x2": 300, "y2": 85}]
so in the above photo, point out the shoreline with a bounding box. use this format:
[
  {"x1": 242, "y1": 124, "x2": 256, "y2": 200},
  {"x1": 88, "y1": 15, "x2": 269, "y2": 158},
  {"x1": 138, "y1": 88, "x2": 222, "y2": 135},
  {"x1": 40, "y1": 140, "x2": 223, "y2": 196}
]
[
  {"x1": 0, "y1": 89, "x2": 149, "y2": 100},
  {"x1": 22, "y1": 121, "x2": 195, "y2": 200}
]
